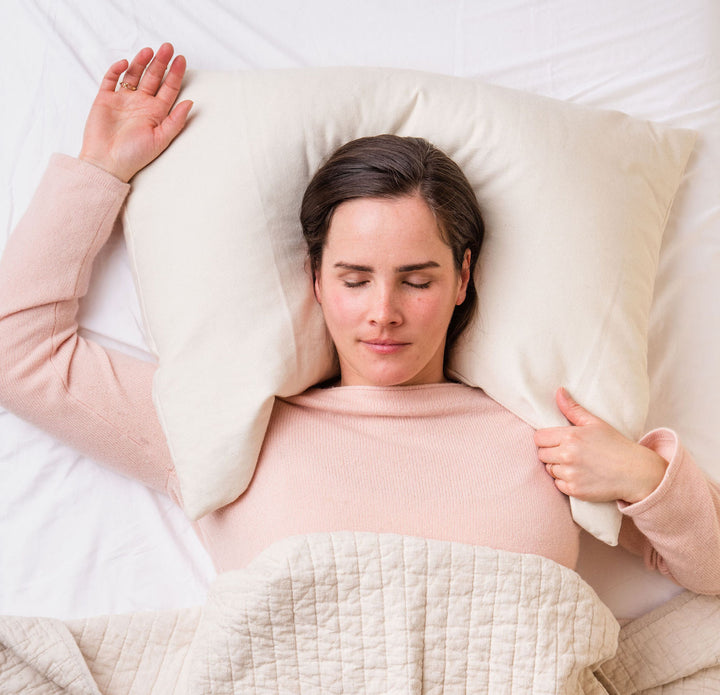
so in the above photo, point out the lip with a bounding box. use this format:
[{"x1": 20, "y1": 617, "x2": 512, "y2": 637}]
[{"x1": 361, "y1": 340, "x2": 410, "y2": 355}]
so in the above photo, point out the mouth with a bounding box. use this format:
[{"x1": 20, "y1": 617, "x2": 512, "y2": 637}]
[{"x1": 361, "y1": 340, "x2": 410, "y2": 355}]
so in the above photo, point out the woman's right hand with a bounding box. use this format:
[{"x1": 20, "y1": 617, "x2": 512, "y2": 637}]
[{"x1": 79, "y1": 42, "x2": 193, "y2": 182}]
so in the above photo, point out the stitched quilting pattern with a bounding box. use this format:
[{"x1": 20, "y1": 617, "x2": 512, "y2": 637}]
[
  {"x1": 3, "y1": 534, "x2": 720, "y2": 693},
  {"x1": 190, "y1": 533, "x2": 619, "y2": 693}
]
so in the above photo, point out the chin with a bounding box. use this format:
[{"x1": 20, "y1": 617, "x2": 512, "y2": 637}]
[
  {"x1": 339, "y1": 349, "x2": 445, "y2": 387},
  {"x1": 359, "y1": 366, "x2": 439, "y2": 387}
]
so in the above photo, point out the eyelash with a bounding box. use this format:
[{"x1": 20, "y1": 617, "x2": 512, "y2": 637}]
[{"x1": 342, "y1": 280, "x2": 431, "y2": 289}]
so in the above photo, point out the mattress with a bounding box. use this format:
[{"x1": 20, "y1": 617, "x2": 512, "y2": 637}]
[{"x1": 1, "y1": 0, "x2": 719, "y2": 622}]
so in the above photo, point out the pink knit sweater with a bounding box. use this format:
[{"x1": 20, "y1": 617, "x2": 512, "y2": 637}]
[{"x1": 1, "y1": 155, "x2": 719, "y2": 594}]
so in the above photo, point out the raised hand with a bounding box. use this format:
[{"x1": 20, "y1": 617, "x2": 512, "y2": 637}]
[
  {"x1": 534, "y1": 388, "x2": 668, "y2": 504},
  {"x1": 79, "y1": 43, "x2": 193, "y2": 182}
]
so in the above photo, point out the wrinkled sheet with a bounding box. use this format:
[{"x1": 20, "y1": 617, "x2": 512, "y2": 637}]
[{"x1": 1, "y1": 0, "x2": 719, "y2": 623}]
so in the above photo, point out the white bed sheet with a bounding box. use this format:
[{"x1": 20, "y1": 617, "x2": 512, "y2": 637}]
[{"x1": 1, "y1": 0, "x2": 718, "y2": 621}]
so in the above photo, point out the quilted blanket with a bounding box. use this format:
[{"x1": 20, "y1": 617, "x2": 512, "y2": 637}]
[{"x1": 1, "y1": 532, "x2": 717, "y2": 694}]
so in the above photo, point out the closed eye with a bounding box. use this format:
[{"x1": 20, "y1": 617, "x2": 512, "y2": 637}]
[
  {"x1": 403, "y1": 280, "x2": 431, "y2": 289},
  {"x1": 343, "y1": 279, "x2": 369, "y2": 288}
]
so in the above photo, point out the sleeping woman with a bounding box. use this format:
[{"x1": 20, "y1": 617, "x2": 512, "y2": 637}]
[{"x1": 0, "y1": 43, "x2": 718, "y2": 594}]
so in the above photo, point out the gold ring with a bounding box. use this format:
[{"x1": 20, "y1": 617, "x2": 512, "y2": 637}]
[
  {"x1": 548, "y1": 464, "x2": 558, "y2": 480},
  {"x1": 119, "y1": 81, "x2": 137, "y2": 91}
]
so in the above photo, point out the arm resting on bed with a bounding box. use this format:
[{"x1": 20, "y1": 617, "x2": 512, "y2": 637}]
[
  {"x1": 619, "y1": 428, "x2": 720, "y2": 595},
  {"x1": 0, "y1": 154, "x2": 177, "y2": 497}
]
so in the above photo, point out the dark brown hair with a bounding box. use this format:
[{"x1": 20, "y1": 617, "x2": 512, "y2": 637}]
[{"x1": 300, "y1": 134, "x2": 484, "y2": 352}]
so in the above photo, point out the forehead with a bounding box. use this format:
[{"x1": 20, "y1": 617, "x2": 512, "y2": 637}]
[{"x1": 324, "y1": 195, "x2": 451, "y2": 262}]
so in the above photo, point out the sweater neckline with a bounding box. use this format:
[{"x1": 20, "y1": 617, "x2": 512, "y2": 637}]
[{"x1": 280, "y1": 381, "x2": 487, "y2": 417}]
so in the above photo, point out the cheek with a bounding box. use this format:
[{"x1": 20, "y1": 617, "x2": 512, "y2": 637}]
[
  {"x1": 318, "y1": 289, "x2": 360, "y2": 330},
  {"x1": 414, "y1": 293, "x2": 456, "y2": 324}
]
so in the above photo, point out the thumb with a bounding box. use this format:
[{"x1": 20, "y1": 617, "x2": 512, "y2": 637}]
[
  {"x1": 556, "y1": 387, "x2": 597, "y2": 426},
  {"x1": 155, "y1": 99, "x2": 193, "y2": 151}
]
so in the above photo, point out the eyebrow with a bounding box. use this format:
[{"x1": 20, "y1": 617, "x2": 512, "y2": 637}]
[{"x1": 333, "y1": 261, "x2": 441, "y2": 273}]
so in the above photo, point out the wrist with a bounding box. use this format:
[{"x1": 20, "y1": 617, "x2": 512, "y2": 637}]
[
  {"x1": 621, "y1": 447, "x2": 668, "y2": 504},
  {"x1": 78, "y1": 151, "x2": 130, "y2": 183}
]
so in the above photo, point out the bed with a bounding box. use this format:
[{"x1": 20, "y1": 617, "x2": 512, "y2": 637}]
[{"x1": 1, "y1": 0, "x2": 719, "y2": 690}]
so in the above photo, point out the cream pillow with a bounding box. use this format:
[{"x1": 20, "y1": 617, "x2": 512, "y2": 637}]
[{"x1": 123, "y1": 67, "x2": 695, "y2": 544}]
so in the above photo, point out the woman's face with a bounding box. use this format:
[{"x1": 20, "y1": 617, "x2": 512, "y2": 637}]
[{"x1": 314, "y1": 194, "x2": 470, "y2": 387}]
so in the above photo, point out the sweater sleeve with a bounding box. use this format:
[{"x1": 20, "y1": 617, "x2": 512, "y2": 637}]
[
  {"x1": 618, "y1": 428, "x2": 720, "y2": 595},
  {"x1": 0, "y1": 154, "x2": 178, "y2": 497}
]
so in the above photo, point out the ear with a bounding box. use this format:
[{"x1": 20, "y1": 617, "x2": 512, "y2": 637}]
[
  {"x1": 313, "y1": 272, "x2": 322, "y2": 305},
  {"x1": 455, "y1": 249, "x2": 471, "y2": 306}
]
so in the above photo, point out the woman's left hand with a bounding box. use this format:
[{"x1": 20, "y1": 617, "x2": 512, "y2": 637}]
[{"x1": 534, "y1": 388, "x2": 668, "y2": 504}]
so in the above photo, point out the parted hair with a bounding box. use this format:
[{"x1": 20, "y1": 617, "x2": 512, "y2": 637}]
[{"x1": 300, "y1": 134, "x2": 484, "y2": 352}]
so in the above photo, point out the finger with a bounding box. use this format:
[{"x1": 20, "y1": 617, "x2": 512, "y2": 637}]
[
  {"x1": 556, "y1": 387, "x2": 597, "y2": 427},
  {"x1": 156, "y1": 54, "x2": 188, "y2": 108},
  {"x1": 544, "y1": 462, "x2": 575, "y2": 496},
  {"x1": 536, "y1": 446, "x2": 565, "y2": 465},
  {"x1": 138, "y1": 42, "x2": 174, "y2": 95},
  {"x1": 552, "y1": 476, "x2": 571, "y2": 496},
  {"x1": 99, "y1": 59, "x2": 129, "y2": 93},
  {"x1": 121, "y1": 46, "x2": 155, "y2": 88},
  {"x1": 154, "y1": 99, "x2": 194, "y2": 151},
  {"x1": 546, "y1": 463, "x2": 575, "y2": 497},
  {"x1": 533, "y1": 426, "x2": 571, "y2": 448}
]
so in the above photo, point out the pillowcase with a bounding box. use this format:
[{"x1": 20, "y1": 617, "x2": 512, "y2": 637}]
[{"x1": 123, "y1": 67, "x2": 695, "y2": 544}]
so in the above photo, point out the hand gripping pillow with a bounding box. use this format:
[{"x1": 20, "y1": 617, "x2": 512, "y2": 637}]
[{"x1": 123, "y1": 67, "x2": 695, "y2": 544}]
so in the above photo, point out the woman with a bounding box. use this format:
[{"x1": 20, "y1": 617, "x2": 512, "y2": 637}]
[{"x1": 0, "y1": 44, "x2": 718, "y2": 591}]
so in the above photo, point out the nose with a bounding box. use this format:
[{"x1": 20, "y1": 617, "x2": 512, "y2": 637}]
[{"x1": 368, "y1": 285, "x2": 402, "y2": 327}]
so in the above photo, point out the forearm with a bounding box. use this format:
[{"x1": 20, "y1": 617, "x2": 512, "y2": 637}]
[
  {"x1": 619, "y1": 429, "x2": 720, "y2": 595},
  {"x1": 0, "y1": 155, "x2": 176, "y2": 494}
]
